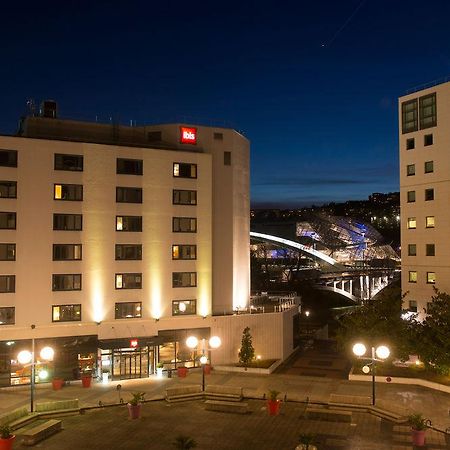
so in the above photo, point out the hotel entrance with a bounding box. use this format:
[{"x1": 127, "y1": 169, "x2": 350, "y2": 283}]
[{"x1": 112, "y1": 348, "x2": 152, "y2": 380}]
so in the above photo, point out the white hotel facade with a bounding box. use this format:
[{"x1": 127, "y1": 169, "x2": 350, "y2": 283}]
[{"x1": 0, "y1": 107, "x2": 296, "y2": 385}]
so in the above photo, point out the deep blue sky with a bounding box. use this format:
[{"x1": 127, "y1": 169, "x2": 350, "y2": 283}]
[{"x1": 1, "y1": 0, "x2": 450, "y2": 207}]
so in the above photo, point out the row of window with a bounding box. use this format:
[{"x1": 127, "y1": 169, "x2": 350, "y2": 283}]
[
  {"x1": 406, "y1": 161, "x2": 433, "y2": 176},
  {"x1": 407, "y1": 216, "x2": 435, "y2": 229},
  {"x1": 407, "y1": 244, "x2": 435, "y2": 256},
  {"x1": 406, "y1": 133, "x2": 433, "y2": 150},
  {"x1": 408, "y1": 271, "x2": 435, "y2": 284},
  {"x1": 0, "y1": 299, "x2": 198, "y2": 325},
  {"x1": 402, "y1": 92, "x2": 436, "y2": 134},
  {"x1": 406, "y1": 189, "x2": 434, "y2": 203}
]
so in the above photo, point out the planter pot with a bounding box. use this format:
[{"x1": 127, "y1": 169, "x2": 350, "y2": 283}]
[
  {"x1": 81, "y1": 375, "x2": 92, "y2": 388},
  {"x1": 203, "y1": 364, "x2": 211, "y2": 375},
  {"x1": 411, "y1": 429, "x2": 426, "y2": 446},
  {"x1": 127, "y1": 403, "x2": 142, "y2": 419},
  {"x1": 52, "y1": 378, "x2": 64, "y2": 390},
  {"x1": 267, "y1": 399, "x2": 281, "y2": 416},
  {"x1": 177, "y1": 367, "x2": 188, "y2": 378},
  {"x1": 0, "y1": 435, "x2": 16, "y2": 450},
  {"x1": 156, "y1": 367, "x2": 164, "y2": 377},
  {"x1": 295, "y1": 445, "x2": 317, "y2": 450}
]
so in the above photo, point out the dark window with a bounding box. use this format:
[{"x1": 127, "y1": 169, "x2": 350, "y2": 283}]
[
  {"x1": 117, "y1": 158, "x2": 143, "y2": 175},
  {"x1": 173, "y1": 163, "x2": 197, "y2": 178},
  {"x1": 116, "y1": 187, "x2": 142, "y2": 203},
  {"x1": 115, "y1": 244, "x2": 142, "y2": 260},
  {"x1": 419, "y1": 93, "x2": 437, "y2": 129},
  {"x1": 115, "y1": 273, "x2": 142, "y2": 289},
  {"x1": 224, "y1": 151, "x2": 231, "y2": 166},
  {"x1": 0, "y1": 150, "x2": 17, "y2": 167},
  {"x1": 54, "y1": 184, "x2": 83, "y2": 201},
  {"x1": 406, "y1": 138, "x2": 415, "y2": 150},
  {"x1": 0, "y1": 212, "x2": 16, "y2": 229},
  {"x1": 172, "y1": 245, "x2": 196, "y2": 260},
  {"x1": 116, "y1": 216, "x2": 142, "y2": 232},
  {"x1": 53, "y1": 214, "x2": 82, "y2": 231},
  {"x1": 425, "y1": 188, "x2": 434, "y2": 201},
  {"x1": 402, "y1": 99, "x2": 418, "y2": 134},
  {"x1": 172, "y1": 300, "x2": 196, "y2": 316},
  {"x1": 53, "y1": 244, "x2": 82, "y2": 261},
  {"x1": 0, "y1": 181, "x2": 16, "y2": 198},
  {"x1": 214, "y1": 132, "x2": 223, "y2": 140},
  {"x1": 147, "y1": 131, "x2": 162, "y2": 142},
  {"x1": 52, "y1": 304, "x2": 81, "y2": 322},
  {"x1": 52, "y1": 274, "x2": 82, "y2": 291},
  {"x1": 0, "y1": 275, "x2": 15, "y2": 293},
  {"x1": 408, "y1": 300, "x2": 417, "y2": 313},
  {"x1": 0, "y1": 244, "x2": 15, "y2": 261},
  {"x1": 407, "y1": 191, "x2": 416, "y2": 203},
  {"x1": 54, "y1": 154, "x2": 83, "y2": 171},
  {"x1": 407, "y1": 164, "x2": 415, "y2": 176},
  {"x1": 173, "y1": 190, "x2": 197, "y2": 205},
  {"x1": 424, "y1": 134, "x2": 433, "y2": 146},
  {"x1": 115, "y1": 302, "x2": 142, "y2": 319},
  {"x1": 173, "y1": 217, "x2": 197, "y2": 233},
  {"x1": 0, "y1": 307, "x2": 14, "y2": 325},
  {"x1": 426, "y1": 244, "x2": 435, "y2": 256},
  {"x1": 408, "y1": 244, "x2": 416, "y2": 256},
  {"x1": 424, "y1": 161, "x2": 433, "y2": 174},
  {"x1": 172, "y1": 272, "x2": 197, "y2": 288}
]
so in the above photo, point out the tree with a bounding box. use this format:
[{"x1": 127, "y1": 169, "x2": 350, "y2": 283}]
[
  {"x1": 238, "y1": 327, "x2": 255, "y2": 365},
  {"x1": 173, "y1": 435, "x2": 197, "y2": 449}
]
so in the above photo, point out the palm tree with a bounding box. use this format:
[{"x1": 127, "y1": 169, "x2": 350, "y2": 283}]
[{"x1": 173, "y1": 435, "x2": 197, "y2": 449}]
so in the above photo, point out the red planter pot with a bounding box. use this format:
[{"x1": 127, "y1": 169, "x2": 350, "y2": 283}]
[
  {"x1": 0, "y1": 435, "x2": 16, "y2": 450},
  {"x1": 81, "y1": 375, "x2": 92, "y2": 388},
  {"x1": 52, "y1": 378, "x2": 64, "y2": 390},
  {"x1": 411, "y1": 429, "x2": 426, "y2": 447},
  {"x1": 127, "y1": 403, "x2": 142, "y2": 419},
  {"x1": 177, "y1": 367, "x2": 188, "y2": 378},
  {"x1": 267, "y1": 399, "x2": 281, "y2": 416},
  {"x1": 203, "y1": 364, "x2": 211, "y2": 375}
]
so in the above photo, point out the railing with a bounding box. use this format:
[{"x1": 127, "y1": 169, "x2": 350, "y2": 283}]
[{"x1": 405, "y1": 75, "x2": 450, "y2": 95}]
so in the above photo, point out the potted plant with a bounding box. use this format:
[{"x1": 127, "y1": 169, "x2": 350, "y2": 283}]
[
  {"x1": 0, "y1": 425, "x2": 15, "y2": 450},
  {"x1": 127, "y1": 392, "x2": 145, "y2": 419},
  {"x1": 173, "y1": 435, "x2": 197, "y2": 449},
  {"x1": 156, "y1": 362, "x2": 164, "y2": 377},
  {"x1": 81, "y1": 369, "x2": 92, "y2": 388},
  {"x1": 408, "y1": 413, "x2": 428, "y2": 446},
  {"x1": 267, "y1": 389, "x2": 281, "y2": 416},
  {"x1": 177, "y1": 366, "x2": 188, "y2": 378},
  {"x1": 295, "y1": 434, "x2": 317, "y2": 450}
]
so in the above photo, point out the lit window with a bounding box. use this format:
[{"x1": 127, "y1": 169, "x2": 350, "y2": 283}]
[
  {"x1": 54, "y1": 184, "x2": 83, "y2": 201},
  {"x1": 173, "y1": 163, "x2": 197, "y2": 178},
  {"x1": 52, "y1": 304, "x2": 81, "y2": 322},
  {"x1": 426, "y1": 216, "x2": 435, "y2": 228},
  {"x1": 408, "y1": 271, "x2": 417, "y2": 283},
  {"x1": 115, "y1": 302, "x2": 142, "y2": 319},
  {"x1": 427, "y1": 272, "x2": 436, "y2": 284},
  {"x1": 172, "y1": 245, "x2": 196, "y2": 260},
  {"x1": 115, "y1": 273, "x2": 142, "y2": 289},
  {"x1": 407, "y1": 217, "x2": 416, "y2": 229},
  {"x1": 172, "y1": 300, "x2": 196, "y2": 316}
]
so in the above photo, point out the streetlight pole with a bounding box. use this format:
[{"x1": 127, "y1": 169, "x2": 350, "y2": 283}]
[
  {"x1": 371, "y1": 346, "x2": 376, "y2": 406},
  {"x1": 30, "y1": 338, "x2": 35, "y2": 413}
]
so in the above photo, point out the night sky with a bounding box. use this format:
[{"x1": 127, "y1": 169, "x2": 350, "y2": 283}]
[{"x1": 1, "y1": 1, "x2": 450, "y2": 207}]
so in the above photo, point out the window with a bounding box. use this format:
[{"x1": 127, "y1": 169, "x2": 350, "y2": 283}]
[
  {"x1": 54, "y1": 184, "x2": 83, "y2": 201},
  {"x1": 0, "y1": 150, "x2": 17, "y2": 167},
  {"x1": 426, "y1": 216, "x2": 435, "y2": 228},
  {"x1": 407, "y1": 217, "x2": 416, "y2": 229},
  {"x1": 426, "y1": 244, "x2": 435, "y2": 256},
  {"x1": 0, "y1": 275, "x2": 15, "y2": 293},
  {"x1": 214, "y1": 132, "x2": 223, "y2": 140},
  {"x1": 116, "y1": 187, "x2": 142, "y2": 203},
  {"x1": 173, "y1": 190, "x2": 197, "y2": 205},
  {"x1": 0, "y1": 181, "x2": 16, "y2": 198},
  {"x1": 116, "y1": 216, "x2": 142, "y2": 232},
  {"x1": 407, "y1": 244, "x2": 416, "y2": 256},
  {"x1": 115, "y1": 302, "x2": 142, "y2": 319},
  {"x1": 172, "y1": 300, "x2": 196, "y2": 316},
  {"x1": 0, "y1": 244, "x2": 15, "y2": 261},
  {"x1": 407, "y1": 164, "x2": 415, "y2": 176},
  {"x1": 427, "y1": 272, "x2": 436, "y2": 284},
  {"x1": 406, "y1": 138, "x2": 415, "y2": 150},
  {"x1": 224, "y1": 151, "x2": 231, "y2": 166},
  {"x1": 172, "y1": 245, "x2": 196, "y2": 260},
  {"x1": 53, "y1": 244, "x2": 82, "y2": 261},
  {"x1": 425, "y1": 188, "x2": 434, "y2": 201},
  {"x1": 117, "y1": 158, "x2": 143, "y2": 175},
  {"x1": 52, "y1": 274, "x2": 81, "y2": 291},
  {"x1": 0, "y1": 212, "x2": 16, "y2": 229},
  {"x1": 408, "y1": 271, "x2": 417, "y2": 283},
  {"x1": 419, "y1": 93, "x2": 436, "y2": 129},
  {"x1": 407, "y1": 191, "x2": 415, "y2": 203},
  {"x1": 424, "y1": 161, "x2": 433, "y2": 173},
  {"x1": 402, "y1": 99, "x2": 418, "y2": 133},
  {"x1": 424, "y1": 134, "x2": 433, "y2": 146},
  {"x1": 0, "y1": 307, "x2": 14, "y2": 325},
  {"x1": 408, "y1": 300, "x2": 418, "y2": 313},
  {"x1": 53, "y1": 214, "x2": 82, "y2": 231},
  {"x1": 115, "y1": 273, "x2": 142, "y2": 289},
  {"x1": 115, "y1": 244, "x2": 142, "y2": 260},
  {"x1": 54, "y1": 154, "x2": 83, "y2": 171},
  {"x1": 173, "y1": 163, "x2": 197, "y2": 178},
  {"x1": 172, "y1": 272, "x2": 197, "y2": 288},
  {"x1": 52, "y1": 304, "x2": 81, "y2": 322},
  {"x1": 147, "y1": 131, "x2": 162, "y2": 142},
  {"x1": 173, "y1": 217, "x2": 197, "y2": 233}
]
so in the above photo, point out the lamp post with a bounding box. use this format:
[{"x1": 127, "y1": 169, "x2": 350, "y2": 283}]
[
  {"x1": 352, "y1": 343, "x2": 390, "y2": 406},
  {"x1": 17, "y1": 340, "x2": 54, "y2": 412},
  {"x1": 186, "y1": 335, "x2": 221, "y2": 391}
]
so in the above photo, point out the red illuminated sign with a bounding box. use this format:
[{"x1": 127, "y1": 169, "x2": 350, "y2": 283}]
[
  {"x1": 180, "y1": 127, "x2": 197, "y2": 145},
  {"x1": 130, "y1": 339, "x2": 138, "y2": 348}
]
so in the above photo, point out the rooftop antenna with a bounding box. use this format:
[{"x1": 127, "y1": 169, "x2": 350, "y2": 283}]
[{"x1": 26, "y1": 99, "x2": 36, "y2": 117}]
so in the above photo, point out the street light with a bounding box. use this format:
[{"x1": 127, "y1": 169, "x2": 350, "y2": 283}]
[
  {"x1": 186, "y1": 335, "x2": 221, "y2": 391},
  {"x1": 352, "y1": 342, "x2": 390, "y2": 406},
  {"x1": 17, "y1": 341, "x2": 55, "y2": 412}
]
